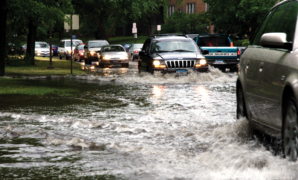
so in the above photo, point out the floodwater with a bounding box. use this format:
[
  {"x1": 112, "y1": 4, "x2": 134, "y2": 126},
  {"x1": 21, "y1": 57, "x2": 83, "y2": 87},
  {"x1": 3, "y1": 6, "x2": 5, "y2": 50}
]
[{"x1": 0, "y1": 63, "x2": 297, "y2": 180}]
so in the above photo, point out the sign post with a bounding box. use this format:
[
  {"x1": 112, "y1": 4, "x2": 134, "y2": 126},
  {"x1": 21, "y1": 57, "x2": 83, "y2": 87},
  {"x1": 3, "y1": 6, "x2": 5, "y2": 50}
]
[
  {"x1": 65, "y1": 14, "x2": 79, "y2": 74},
  {"x1": 157, "y1": 25, "x2": 161, "y2": 35},
  {"x1": 47, "y1": 23, "x2": 54, "y2": 69},
  {"x1": 132, "y1": 23, "x2": 137, "y2": 43}
]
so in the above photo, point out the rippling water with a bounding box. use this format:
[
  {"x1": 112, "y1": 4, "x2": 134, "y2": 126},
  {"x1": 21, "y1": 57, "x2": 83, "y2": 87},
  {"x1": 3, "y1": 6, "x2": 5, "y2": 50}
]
[{"x1": 0, "y1": 67, "x2": 297, "y2": 179}]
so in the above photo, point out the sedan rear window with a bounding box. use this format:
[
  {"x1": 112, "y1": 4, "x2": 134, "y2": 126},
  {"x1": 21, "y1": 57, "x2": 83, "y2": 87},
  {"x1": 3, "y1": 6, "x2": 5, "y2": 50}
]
[{"x1": 102, "y1": 46, "x2": 125, "y2": 52}]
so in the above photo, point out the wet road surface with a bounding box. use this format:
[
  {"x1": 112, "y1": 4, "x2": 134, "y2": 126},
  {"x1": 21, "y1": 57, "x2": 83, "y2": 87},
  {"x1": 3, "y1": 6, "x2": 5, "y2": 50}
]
[{"x1": 0, "y1": 60, "x2": 297, "y2": 179}]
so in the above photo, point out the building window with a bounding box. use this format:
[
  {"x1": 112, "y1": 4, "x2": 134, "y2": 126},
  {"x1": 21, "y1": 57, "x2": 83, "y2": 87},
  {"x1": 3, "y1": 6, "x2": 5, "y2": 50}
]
[
  {"x1": 168, "y1": 5, "x2": 175, "y2": 16},
  {"x1": 186, "y1": 3, "x2": 195, "y2": 14},
  {"x1": 206, "y1": 3, "x2": 209, "y2": 11}
]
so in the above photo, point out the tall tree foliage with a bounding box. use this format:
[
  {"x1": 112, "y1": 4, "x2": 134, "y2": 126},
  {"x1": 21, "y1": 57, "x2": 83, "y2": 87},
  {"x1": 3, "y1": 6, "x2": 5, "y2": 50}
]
[
  {"x1": 73, "y1": 0, "x2": 167, "y2": 41},
  {"x1": 0, "y1": 0, "x2": 8, "y2": 76},
  {"x1": 7, "y1": 0, "x2": 73, "y2": 65},
  {"x1": 203, "y1": 0, "x2": 277, "y2": 40}
]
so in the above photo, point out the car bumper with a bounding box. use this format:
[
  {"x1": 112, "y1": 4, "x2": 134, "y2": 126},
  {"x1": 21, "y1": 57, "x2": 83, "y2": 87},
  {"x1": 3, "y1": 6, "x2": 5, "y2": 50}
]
[
  {"x1": 35, "y1": 53, "x2": 51, "y2": 57},
  {"x1": 152, "y1": 67, "x2": 208, "y2": 73},
  {"x1": 99, "y1": 60, "x2": 129, "y2": 67}
]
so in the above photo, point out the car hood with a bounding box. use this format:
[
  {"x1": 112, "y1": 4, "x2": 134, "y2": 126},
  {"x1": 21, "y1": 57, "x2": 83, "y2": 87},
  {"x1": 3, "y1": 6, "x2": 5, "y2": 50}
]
[
  {"x1": 89, "y1": 47, "x2": 102, "y2": 51},
  {"x1": 152, "y1": 52, "x2": 204, "y2": 60}
]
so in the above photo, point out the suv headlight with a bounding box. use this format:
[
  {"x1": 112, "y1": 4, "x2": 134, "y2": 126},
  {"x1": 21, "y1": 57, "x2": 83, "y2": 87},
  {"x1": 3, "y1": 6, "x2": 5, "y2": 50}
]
[
  {"x1": 153, "y1": 60, "x2": 160, "y2": 66},
  {"x1": 199, "y1": 59, "x2": 207, "y2": 65},
  {"x1": 153, "y1": 60, "x2": 166, "y2": 68},
  {"x1": 195, "y1": 59, "x2": 207, "y2": 68},
  {"x1": 90, "y1": 51, "x2": 96, "y2": 56}
]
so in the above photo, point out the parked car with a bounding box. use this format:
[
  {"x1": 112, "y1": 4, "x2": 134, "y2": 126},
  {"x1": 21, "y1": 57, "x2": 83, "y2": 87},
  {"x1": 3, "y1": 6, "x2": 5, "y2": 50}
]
[
  {"x1": 51, "y1": 43, "x2": 58, "y2": 56},
  {"x1": 84, "y1": 40, "x2": 109, "y2": 64},
  {"x1": 126, "y1": 43, "x2": 143, "y2": 61},
  {"x1": 236, "y1": 0, "x2": 298, "y2": 161},
  {"x1": 73, "y1": 43, "x2": 85, "y2": 62},
  {"x1": 122, "y1": 43, "x2": 132, "y2": 51},
  {"x1": 138, "y1": 35, "x2": 208, "y2": 74},
  {"x1": 35, "y1": 41, "x2": 52, "y2": 57},
  {"x1": 22, "y1": 44, "x2": 27, "y2": 54},
  {"x1": 98, "y1": 45, "x2": 128, "y2": 68},
  {"x1": 58, "y1": 39, "x2": 83, "y2": 60}
]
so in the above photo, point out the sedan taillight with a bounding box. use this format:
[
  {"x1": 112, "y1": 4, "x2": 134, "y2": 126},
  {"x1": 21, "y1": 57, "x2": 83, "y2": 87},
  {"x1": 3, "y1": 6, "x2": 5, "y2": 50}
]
[
  {"x1": 237, "y1": 48, "x2": 240, "y2": 56},
  {"x1": 134, "y1": 50, "x2": 138, "y2": 54}
]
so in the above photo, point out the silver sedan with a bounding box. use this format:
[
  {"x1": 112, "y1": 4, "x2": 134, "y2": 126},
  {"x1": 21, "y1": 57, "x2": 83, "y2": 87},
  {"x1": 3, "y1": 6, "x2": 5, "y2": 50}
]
[
  {"x1": 97, "y1": 45, "x2": 129, "y2": 68},
  {"x1": 126, "y1": 43, "x2": 143, "y2": 61}
]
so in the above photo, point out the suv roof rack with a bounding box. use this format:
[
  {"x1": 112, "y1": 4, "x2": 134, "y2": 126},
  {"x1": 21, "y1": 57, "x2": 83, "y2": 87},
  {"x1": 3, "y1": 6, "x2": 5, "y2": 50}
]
[{"x1": 150, "y1": 34, "x2": 189, "y2": 38}]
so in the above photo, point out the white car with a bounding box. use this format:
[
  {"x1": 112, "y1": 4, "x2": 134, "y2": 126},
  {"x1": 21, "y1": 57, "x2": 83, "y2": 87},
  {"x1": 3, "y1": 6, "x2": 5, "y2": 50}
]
[
  {"x1": 35, "y1": 41, "x2": 52, "y2": 57},
  {"x1": 58, "y1": 39, "x2": 83, "y2": 60}
]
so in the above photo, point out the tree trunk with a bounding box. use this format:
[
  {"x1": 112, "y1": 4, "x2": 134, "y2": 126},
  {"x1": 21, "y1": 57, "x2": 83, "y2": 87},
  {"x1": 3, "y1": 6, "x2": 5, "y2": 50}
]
[
  {"x1": 26, "y1": 20, "x2": 37, "y2": 65},
  {"x1": 0, "y1": 0, "x2": 7, "y2": 76},
  {"x1": 93, "y1": 16, "x2": 109, "y2": 41},
  {"x1": 59, "y1": 27, "x2": 64, "y2": 41}
]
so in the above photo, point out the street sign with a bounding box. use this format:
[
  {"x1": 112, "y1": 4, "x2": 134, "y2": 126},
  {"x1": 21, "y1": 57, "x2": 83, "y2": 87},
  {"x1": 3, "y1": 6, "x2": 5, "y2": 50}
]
[
  {"x1": 133, "y1": 23, "x2": 136, "y2": 29},
  {"x1": 134, "y1": 34, "x2": 137, "y2": 39},
  {"x1": 72, "y1": 35, "x2": 76, "y2": 39},
  {"x1": 64, "y1": 15, "x2": 79, "y2": 30},
  {"x1": 157, "y1": 25, "x2": 161, "y2": 31},
  {"x1": 132, "y1": 28, "x2": 137, "y2": 34}
]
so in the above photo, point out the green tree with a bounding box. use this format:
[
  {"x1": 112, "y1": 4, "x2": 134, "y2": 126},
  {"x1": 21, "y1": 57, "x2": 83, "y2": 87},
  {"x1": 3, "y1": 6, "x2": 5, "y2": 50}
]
[
  {"x1": 203, "y1": 0, "x2": 277, "y2": 40},
  {"x1": 158, "y1": 11, "x2": 209, "y2": 34},
  {"x1": 73, "y1": 0, "x2": 167, "y2": 41},
  {"x1": 7, "y1": 0, "x2": 73, "y2": 65},
  {"x1": 0, "y1": 0, "x2": 8, "y2": 76}
]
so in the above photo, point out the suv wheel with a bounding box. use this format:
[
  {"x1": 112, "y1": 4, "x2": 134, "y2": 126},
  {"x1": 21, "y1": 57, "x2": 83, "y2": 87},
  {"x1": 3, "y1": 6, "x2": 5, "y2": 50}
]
[{"x1": 283, "y1": 97, "x2": 298, "y2": 161}]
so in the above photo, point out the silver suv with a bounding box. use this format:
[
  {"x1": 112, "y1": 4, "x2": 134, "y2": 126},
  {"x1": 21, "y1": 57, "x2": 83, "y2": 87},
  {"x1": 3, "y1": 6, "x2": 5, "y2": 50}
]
[
  {"x1": 84, "y1": 40, "x2": 109, "y2": 64},
  {"x1": 237, "y1": 0, "x2": 298, "y2": 161},
  {"x1": 58, "y1": 39, "x2": 83, "y2": 60}
]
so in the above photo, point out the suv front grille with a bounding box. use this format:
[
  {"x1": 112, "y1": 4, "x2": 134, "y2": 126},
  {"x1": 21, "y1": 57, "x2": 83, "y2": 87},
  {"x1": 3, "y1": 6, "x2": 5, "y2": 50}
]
[{"x1": 166, "y1": 60, "x2": 195, "y2": 69}]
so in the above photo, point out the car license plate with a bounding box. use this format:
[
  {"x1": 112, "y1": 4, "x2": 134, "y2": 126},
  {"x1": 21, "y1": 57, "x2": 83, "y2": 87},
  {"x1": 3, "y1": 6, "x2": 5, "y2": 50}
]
[
  {"x1": 214, "y1": 60, "x2": 225, "y2": 64},
  {"x1": 176, "y1": 69, "x2": 187, "y2": 76},
  {"x1": 113, "y1": 60, "x2": 118, "y2": 63}
]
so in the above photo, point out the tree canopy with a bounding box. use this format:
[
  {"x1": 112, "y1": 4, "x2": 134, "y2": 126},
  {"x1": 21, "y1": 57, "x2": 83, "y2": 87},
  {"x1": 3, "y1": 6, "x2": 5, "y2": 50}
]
[{"x1": 203, "y1": 0, "x2": 277, "y2": 41}]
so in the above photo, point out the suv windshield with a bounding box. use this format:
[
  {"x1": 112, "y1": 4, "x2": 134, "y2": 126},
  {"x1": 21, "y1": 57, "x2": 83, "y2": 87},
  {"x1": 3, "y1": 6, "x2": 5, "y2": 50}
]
[
  {"x1": 35, "y1": 43, "x2": 48, "y2": 48},
  {"x1": 65, "y1": 41, "x2": 81, "y2": 47},
  {"x1": 151, "y1": 40, "x2": 198, "y2": 53},
  {"x1": 89, "y1": 42, "x2": 108, "y2": 48},
  {"x1": 197, "y1": 36, "x2": 230, "y2": 47}
]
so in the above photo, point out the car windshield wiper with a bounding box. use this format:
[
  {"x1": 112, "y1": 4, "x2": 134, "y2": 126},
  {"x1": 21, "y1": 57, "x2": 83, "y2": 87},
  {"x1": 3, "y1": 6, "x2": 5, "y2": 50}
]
[{"x1": 171, "y1": 49, "x2": 193, "y2": 52}]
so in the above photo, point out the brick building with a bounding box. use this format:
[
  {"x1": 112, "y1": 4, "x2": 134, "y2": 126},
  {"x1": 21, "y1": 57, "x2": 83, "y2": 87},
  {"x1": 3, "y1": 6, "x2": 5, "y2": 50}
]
[{"x1": 167, "y1": 0, "x2": 214, "y2": 34}]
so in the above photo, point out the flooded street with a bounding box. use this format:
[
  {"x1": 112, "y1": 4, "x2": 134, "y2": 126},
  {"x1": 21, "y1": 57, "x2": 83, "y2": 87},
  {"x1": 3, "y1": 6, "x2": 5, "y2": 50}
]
[{"x1": 0, "y1": 62, "x2": 297, "y2": 180}]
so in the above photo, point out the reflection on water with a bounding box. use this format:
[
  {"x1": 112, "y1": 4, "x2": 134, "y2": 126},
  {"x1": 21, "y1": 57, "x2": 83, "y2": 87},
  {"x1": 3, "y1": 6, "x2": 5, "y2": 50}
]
[{"x1": 0, "y1": 70, "x2": 297, "y2": 179}]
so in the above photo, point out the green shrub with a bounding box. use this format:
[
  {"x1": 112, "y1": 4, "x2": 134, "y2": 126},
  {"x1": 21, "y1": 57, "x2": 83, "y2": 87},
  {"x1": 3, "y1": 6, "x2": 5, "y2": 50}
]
[{"x1": 6, "y1": 54, "x2": 31, "y2": 66}]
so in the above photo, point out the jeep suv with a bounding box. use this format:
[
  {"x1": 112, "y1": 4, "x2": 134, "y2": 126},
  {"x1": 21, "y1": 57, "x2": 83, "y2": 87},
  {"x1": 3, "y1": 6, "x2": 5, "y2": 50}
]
[
  {"x1": 84, "y1": 40, "x2": 109, "y2": 64},
  {"x1": 236, "y1": 0, "x2": 298, "y2": 161},
  {"x1": 138, "y1": 35, "x2": 208, "y2": 74}
]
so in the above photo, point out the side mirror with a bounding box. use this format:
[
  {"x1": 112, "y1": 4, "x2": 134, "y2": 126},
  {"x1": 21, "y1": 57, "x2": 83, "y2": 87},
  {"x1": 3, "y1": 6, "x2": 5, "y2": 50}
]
[
  {"x1": 202, "y1": 50, "x2": 209, "y2": 55},
  {"x1": 260, "y1": 33, "x2": 292, "y2": 50}
]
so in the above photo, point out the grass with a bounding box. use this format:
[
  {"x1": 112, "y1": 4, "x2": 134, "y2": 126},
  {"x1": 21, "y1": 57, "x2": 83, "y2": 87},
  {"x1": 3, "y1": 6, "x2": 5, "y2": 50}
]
[
  {"x1": 0, "y1": 77, "x2": 78, "y2": 96},
  {"x1": 5, "y1": 56, "x2": 87, "y2": 76}
]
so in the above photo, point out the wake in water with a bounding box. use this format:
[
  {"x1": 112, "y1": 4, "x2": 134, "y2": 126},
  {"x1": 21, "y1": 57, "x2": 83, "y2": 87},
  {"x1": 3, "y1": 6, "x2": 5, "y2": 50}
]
[{"x1": 75, "y1": 66, "x2": 238, "y2": 84}]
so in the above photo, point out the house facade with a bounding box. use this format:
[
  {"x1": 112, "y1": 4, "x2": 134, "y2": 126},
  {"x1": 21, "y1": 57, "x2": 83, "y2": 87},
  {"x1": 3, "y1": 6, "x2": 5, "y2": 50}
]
[{"x1": 168, "y1": 0, "x2": 213, "y2": 34}]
